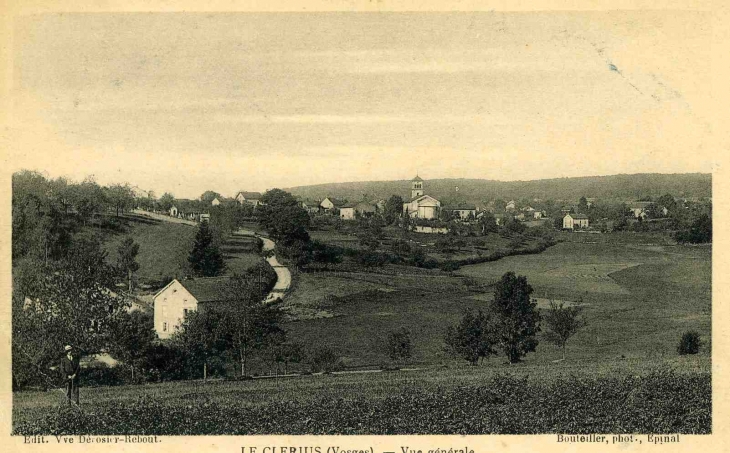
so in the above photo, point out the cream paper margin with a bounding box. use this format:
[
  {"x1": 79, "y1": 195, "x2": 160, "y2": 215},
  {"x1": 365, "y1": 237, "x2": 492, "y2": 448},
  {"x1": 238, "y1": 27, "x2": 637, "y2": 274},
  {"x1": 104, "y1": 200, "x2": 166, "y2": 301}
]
[{"x1": 0, "y1": 1, "x2": 727, "y2": 452}]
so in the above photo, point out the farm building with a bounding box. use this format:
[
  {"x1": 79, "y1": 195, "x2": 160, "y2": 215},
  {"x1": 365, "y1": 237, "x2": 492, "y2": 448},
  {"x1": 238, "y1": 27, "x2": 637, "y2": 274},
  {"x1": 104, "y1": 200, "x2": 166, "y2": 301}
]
[
  {"x1": 340, "y1": 201, "x2": 377, "y2": 220},
  {"x1": 563, "y1": 213, "x2": 589, "y2": 230},
  {"x1": 403, "y1": 176, "x2": 441, "y2": 220},
  {"x1": 153, "y1": 277, "x2": 233, "y2": 339},
  {"x1": 320, "y1": 197, "x2": 346, "y2": 213},
  {"x1": 443, "y1": 204, "x2": 477, "y2": 219},
  {"x1": 236, "y1": 191, "x2": 263, "y2": 207}
]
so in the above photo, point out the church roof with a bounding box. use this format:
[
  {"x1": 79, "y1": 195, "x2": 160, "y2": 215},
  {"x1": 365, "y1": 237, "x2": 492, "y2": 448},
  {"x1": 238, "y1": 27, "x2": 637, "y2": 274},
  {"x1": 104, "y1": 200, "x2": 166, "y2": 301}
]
[{"x1": 411, "y1": 175, "x2": 424, "y2": 182}]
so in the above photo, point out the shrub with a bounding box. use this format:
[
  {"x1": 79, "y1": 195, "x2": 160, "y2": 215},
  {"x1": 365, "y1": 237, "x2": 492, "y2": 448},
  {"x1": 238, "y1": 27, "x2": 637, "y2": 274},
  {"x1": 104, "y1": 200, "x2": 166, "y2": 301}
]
[
  {"x1": 678, "y1": 331, "x2": 701, "y2": 355},
  {"x1": 386, "y1": 328, "x2": 413, "y2": 361},
  {"x1": 308, "y1": 346, "x2": 344, "y2": 373}
]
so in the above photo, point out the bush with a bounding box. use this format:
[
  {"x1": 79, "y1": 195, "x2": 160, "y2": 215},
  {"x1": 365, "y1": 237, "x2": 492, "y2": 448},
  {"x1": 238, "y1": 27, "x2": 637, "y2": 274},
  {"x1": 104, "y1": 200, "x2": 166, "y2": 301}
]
[
  {"x1": 386, "y1": 328, "x2": 413, "y2": 361},
  {"x1": 308, "y1": 346, "x2": 344, "y2": 373},
  {"x1": 678, "y1": 331, "x2": 702, "y2": 355}
]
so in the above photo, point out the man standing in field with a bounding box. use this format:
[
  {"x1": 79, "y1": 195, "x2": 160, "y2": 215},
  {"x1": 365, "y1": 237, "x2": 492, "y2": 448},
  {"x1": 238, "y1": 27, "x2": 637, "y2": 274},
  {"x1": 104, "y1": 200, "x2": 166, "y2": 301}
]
[{"x1": 61, "y1": 345, "x2": 80, "y2": 406}]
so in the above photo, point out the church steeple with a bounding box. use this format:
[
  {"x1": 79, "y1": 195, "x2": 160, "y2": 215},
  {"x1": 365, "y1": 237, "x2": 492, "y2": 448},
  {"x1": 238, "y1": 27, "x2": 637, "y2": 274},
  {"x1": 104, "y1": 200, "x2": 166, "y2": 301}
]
[{"x1": 411, "y1": 175, "x2": 424, "y2": 199}]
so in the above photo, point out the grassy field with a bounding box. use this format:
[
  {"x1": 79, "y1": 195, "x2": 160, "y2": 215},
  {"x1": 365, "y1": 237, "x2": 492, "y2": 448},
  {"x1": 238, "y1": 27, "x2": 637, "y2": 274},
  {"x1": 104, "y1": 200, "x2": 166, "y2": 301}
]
[
  {"x1": 13, "y1": 230, "x2": 712, "y2": 434},
  {"x1": 281, "y1": 234, "x2": 711, "y2": 368},
  {"x1": 99, "y1": 214, "x2": 196, "y2": 283},
  {"x1": 13, "y1": 356, "x2": 710, "y2": 434},
  {"x1": 99, "y1": 214, "x2": 264, "y2": 286}
]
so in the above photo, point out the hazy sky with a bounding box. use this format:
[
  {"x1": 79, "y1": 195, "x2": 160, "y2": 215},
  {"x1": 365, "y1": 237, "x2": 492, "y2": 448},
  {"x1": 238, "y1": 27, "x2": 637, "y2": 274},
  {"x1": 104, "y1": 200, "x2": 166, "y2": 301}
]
[{"x1": 7, "y1": 11, "x2": 715, "y2": 199}]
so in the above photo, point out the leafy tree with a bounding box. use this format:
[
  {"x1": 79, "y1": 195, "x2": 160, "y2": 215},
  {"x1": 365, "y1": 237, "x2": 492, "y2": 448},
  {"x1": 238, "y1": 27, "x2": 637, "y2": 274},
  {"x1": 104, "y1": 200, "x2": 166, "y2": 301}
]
[
  {"x1": 544, "y1": 300, "x2": 585, "y2": 360},
  {"x1": 657, "y1": 194, "x2": 677, "y2": 214},
  {"x1": 158, "y1": 192, "x2": 175, "y2": 212},
  {"x1": 489, "y1": 272, "x2": 541, "y2": 363},
  {"x1": 383, "y1": 195, "x2": 405, "y2": 225},
  {"x1": 386, "y1": 327, "x2": 413, "y2": 362},
  {"x1": 273, "y1": 342, "x2": 304, "y2": 375},
  {"x1": 258, "y1": 189, "x2": 311, "y2": 242},
  {"x1": 675, "y1": 214, "x2": 712, "y2": 244},
  {"x1": 116, "y1": 237, "x2": 140, "y2": 292},
  {"x1": 172, "y1": 309, "x2": 229, "y2": 380},
  {"x1": 73, "y1": 177, "x2": 107, "y2": 226},
  {"x1": 578, "y1": 196, "x2": 588, "y2": 213},
  {"x1": 444, "y1": 309, "x2": 497, "y2": 365},
  {"x1": 188, "y1": 222, "x2": 226, "y2": 277},
  {"x1": 219, "y1": 275, "x2": 286, "y2": 377},
  {"x1": 12, "y1": 239, "x2": 130, "y2": 386},
  {"x1": 200, "y1": 190, "x2": 222, "y2": 204},
  {"x1": 105, "y1": 183, "x2": 135, "y2": 217},
  {"x1": 108, "y1": 310, "x2": 157, "y2": 381}
]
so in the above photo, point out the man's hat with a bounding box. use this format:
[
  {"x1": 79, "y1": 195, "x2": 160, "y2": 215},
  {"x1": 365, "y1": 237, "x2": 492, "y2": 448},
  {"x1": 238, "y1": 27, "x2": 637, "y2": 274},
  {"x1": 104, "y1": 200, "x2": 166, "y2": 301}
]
[{"x1": 64, "y1": 345, "x2": 73, "y2": 352}]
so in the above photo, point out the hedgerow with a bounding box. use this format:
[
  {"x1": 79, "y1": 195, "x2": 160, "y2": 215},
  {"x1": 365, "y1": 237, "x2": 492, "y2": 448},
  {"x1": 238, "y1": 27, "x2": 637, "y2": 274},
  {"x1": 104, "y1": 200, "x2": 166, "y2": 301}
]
[{"x1": 14, "y1": 370, "x2": 710, "y2": 435}]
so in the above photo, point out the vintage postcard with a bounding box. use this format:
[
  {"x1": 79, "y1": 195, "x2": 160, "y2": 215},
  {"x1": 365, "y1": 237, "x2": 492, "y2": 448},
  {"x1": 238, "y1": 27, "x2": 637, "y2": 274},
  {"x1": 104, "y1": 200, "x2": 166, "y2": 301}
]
[{"x1": 1, "y1": 1, "x2": 727, "y2": 452}]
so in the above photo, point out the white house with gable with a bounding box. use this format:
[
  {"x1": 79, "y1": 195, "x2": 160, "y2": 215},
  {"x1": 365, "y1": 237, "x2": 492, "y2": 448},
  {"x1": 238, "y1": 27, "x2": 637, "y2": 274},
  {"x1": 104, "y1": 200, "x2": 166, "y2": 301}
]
[{"x1": 153, "y1": 277, "x2": 233, "y2": 339}]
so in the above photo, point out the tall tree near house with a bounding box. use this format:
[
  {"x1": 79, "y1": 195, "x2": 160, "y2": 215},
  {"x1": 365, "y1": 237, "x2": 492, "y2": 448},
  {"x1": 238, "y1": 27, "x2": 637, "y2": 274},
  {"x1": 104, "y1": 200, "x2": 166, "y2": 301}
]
[
  {"x1": 172, "y1": 309, "x2": 228, "y2": 380},
  {"x1": 200, "y1": 191, "x2": 222, "y2": 204},
  {"x1": 106, "y1": 183, "x2": 135, "y2": 218},
  {"x1": 258, "y1": 189, "x2": 311, "y2": 241},
  {"x1": 108, "y1": 310, "x2": 157, "y2": 380},
  {"x1": 544, "y1": 300, "x2": 585, "y2": 360},
  {"x1": 478, "y1": 211, "x2": 499, "y2": 234},
  {"x1": 158, "y1": 192, "x2": 175, "y2": 212},
  {"x1": 188, "y1": 222, "x2": 226, "y2": 277},
  {"x1": 578, "y1": 196, "x2": 589, "y2": 213},
  {"x1": 489, "y1": 272, "x2": 541, "y2": 363},
  {"x1": 116, "y1": 237, "x2": 140, "y2": 292},
  {"x1": 219, "y1": 275, "x2": 286, "y2": 377},
  {"x1": 383, "y1": 195, "x2": 405, "y2": 225},
  {"x1": 13, "y1": 238, "x2": 130, "y2": 385}
]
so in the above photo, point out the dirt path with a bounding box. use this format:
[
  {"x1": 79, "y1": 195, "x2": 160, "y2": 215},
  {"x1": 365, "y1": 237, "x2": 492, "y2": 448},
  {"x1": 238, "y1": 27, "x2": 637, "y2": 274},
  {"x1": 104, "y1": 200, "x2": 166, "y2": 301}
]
[{"x1": 236, "y1": 229, "x2": 292, "y2": 301}]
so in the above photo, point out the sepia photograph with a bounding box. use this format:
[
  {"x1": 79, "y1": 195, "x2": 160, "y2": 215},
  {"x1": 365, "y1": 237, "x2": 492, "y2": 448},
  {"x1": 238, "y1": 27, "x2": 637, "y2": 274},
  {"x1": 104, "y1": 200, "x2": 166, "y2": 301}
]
[{"x1": 2, "y1": 1, "x2": 725, "y2": 448}]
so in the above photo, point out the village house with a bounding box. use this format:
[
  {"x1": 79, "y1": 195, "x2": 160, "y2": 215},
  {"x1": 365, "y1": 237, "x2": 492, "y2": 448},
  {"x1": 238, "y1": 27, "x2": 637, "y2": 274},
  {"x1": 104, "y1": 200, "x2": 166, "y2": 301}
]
[
  {"x1": 563, "y1": 212, "x2": 589, "y2": 230},
  {"x1": 153, "y1": 277, "x2": 234, "y2": 339},
  {"x1": 340, "y1": 201, "x2": 377, "y2": 220},
  {"x1": 403, "y1": 176, "x2": 441, "y2": 219},
  {"x1": 533, "y1": 210, "x2": 545, "y2": 219},
  {"x1": 298, "y1": 199, "x2": 321, "y2": 214},
  {"x1": 320, "y1": 197, "x2": 346, "y2": 213},
  {"x1": 211, "y1": 197, "x2": 222, "y2": 206},
  {"x1": 506, "y1": 200, "x2": 517, "y2": 211},
  {"x1": 630, "y1": 202, "x2": 651, "y2": 219},
  {"x1": 236, "y1": 191, "x2": 263, "y2": 207},
  {"x1": 443, "y1": 204, "x2": 478, "y2": 220}
]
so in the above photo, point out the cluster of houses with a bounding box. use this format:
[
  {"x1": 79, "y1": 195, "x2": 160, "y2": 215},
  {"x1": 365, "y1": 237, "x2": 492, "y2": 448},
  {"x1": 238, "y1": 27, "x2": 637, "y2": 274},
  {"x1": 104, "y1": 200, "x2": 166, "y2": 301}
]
[{"x1": 168, "y1": 191, "x2": 263, "y2": 221}]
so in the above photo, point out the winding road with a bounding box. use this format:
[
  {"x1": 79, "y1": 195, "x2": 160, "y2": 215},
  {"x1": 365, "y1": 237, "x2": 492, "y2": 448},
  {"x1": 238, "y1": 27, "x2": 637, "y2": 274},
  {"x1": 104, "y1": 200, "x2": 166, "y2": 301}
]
[
  {"x1": 235, "y1": 230, "x2": 292, "y2": 302},
  {"x1": 130, "y1": 210, "x2": 292, "y2": 302}
]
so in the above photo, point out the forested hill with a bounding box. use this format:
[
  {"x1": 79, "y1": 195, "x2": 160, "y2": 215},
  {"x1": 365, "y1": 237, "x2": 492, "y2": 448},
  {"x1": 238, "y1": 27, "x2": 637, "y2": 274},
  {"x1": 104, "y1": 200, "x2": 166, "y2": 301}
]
[{"x1": 285, "y1": 173, "x2": 711, "y2": 205}]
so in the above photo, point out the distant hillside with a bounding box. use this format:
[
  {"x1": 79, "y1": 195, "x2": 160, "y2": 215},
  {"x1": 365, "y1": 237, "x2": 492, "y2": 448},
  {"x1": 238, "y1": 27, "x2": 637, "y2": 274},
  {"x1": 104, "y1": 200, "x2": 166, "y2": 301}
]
[{"x1": 285, "y1": 173, "x2": 711, "y2": 206}]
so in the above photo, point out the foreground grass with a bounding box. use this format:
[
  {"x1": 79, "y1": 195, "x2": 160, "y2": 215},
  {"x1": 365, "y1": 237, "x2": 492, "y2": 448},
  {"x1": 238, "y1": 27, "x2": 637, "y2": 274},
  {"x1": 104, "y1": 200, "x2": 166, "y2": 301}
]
[{"x1": 13, "y1": 359, "x2": 710, "y2": 435}]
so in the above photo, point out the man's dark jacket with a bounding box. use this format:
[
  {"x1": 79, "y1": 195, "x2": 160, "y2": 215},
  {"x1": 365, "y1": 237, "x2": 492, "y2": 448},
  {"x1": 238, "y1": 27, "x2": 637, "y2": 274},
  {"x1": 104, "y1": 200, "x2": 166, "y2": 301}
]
[{"x1": 61, "y1": 356, "x2": 80, "y2": 380}]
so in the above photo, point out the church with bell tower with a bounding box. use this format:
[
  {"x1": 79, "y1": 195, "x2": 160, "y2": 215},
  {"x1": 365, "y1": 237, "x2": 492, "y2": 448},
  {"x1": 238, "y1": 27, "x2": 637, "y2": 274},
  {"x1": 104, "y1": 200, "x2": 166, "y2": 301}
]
[{"x1": 403, "y1": 175, "x2": 441, "y2": 219}]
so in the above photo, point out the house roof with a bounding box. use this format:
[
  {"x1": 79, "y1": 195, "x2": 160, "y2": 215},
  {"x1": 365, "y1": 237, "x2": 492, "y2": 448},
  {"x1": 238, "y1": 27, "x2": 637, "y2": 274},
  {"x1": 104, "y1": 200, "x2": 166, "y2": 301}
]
[
  {"x1": 571, "y1": 213, "x2": 589, "y2": 219},
  {"x1": 237, "y1": 191, "x2": 262, "y2": 199},
  {"x1": 178, "y1": 277, "x2": 235, "y2": 303},
  {"x1": 323, "y1": 197, "x2": 346, "y2": 207}
]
